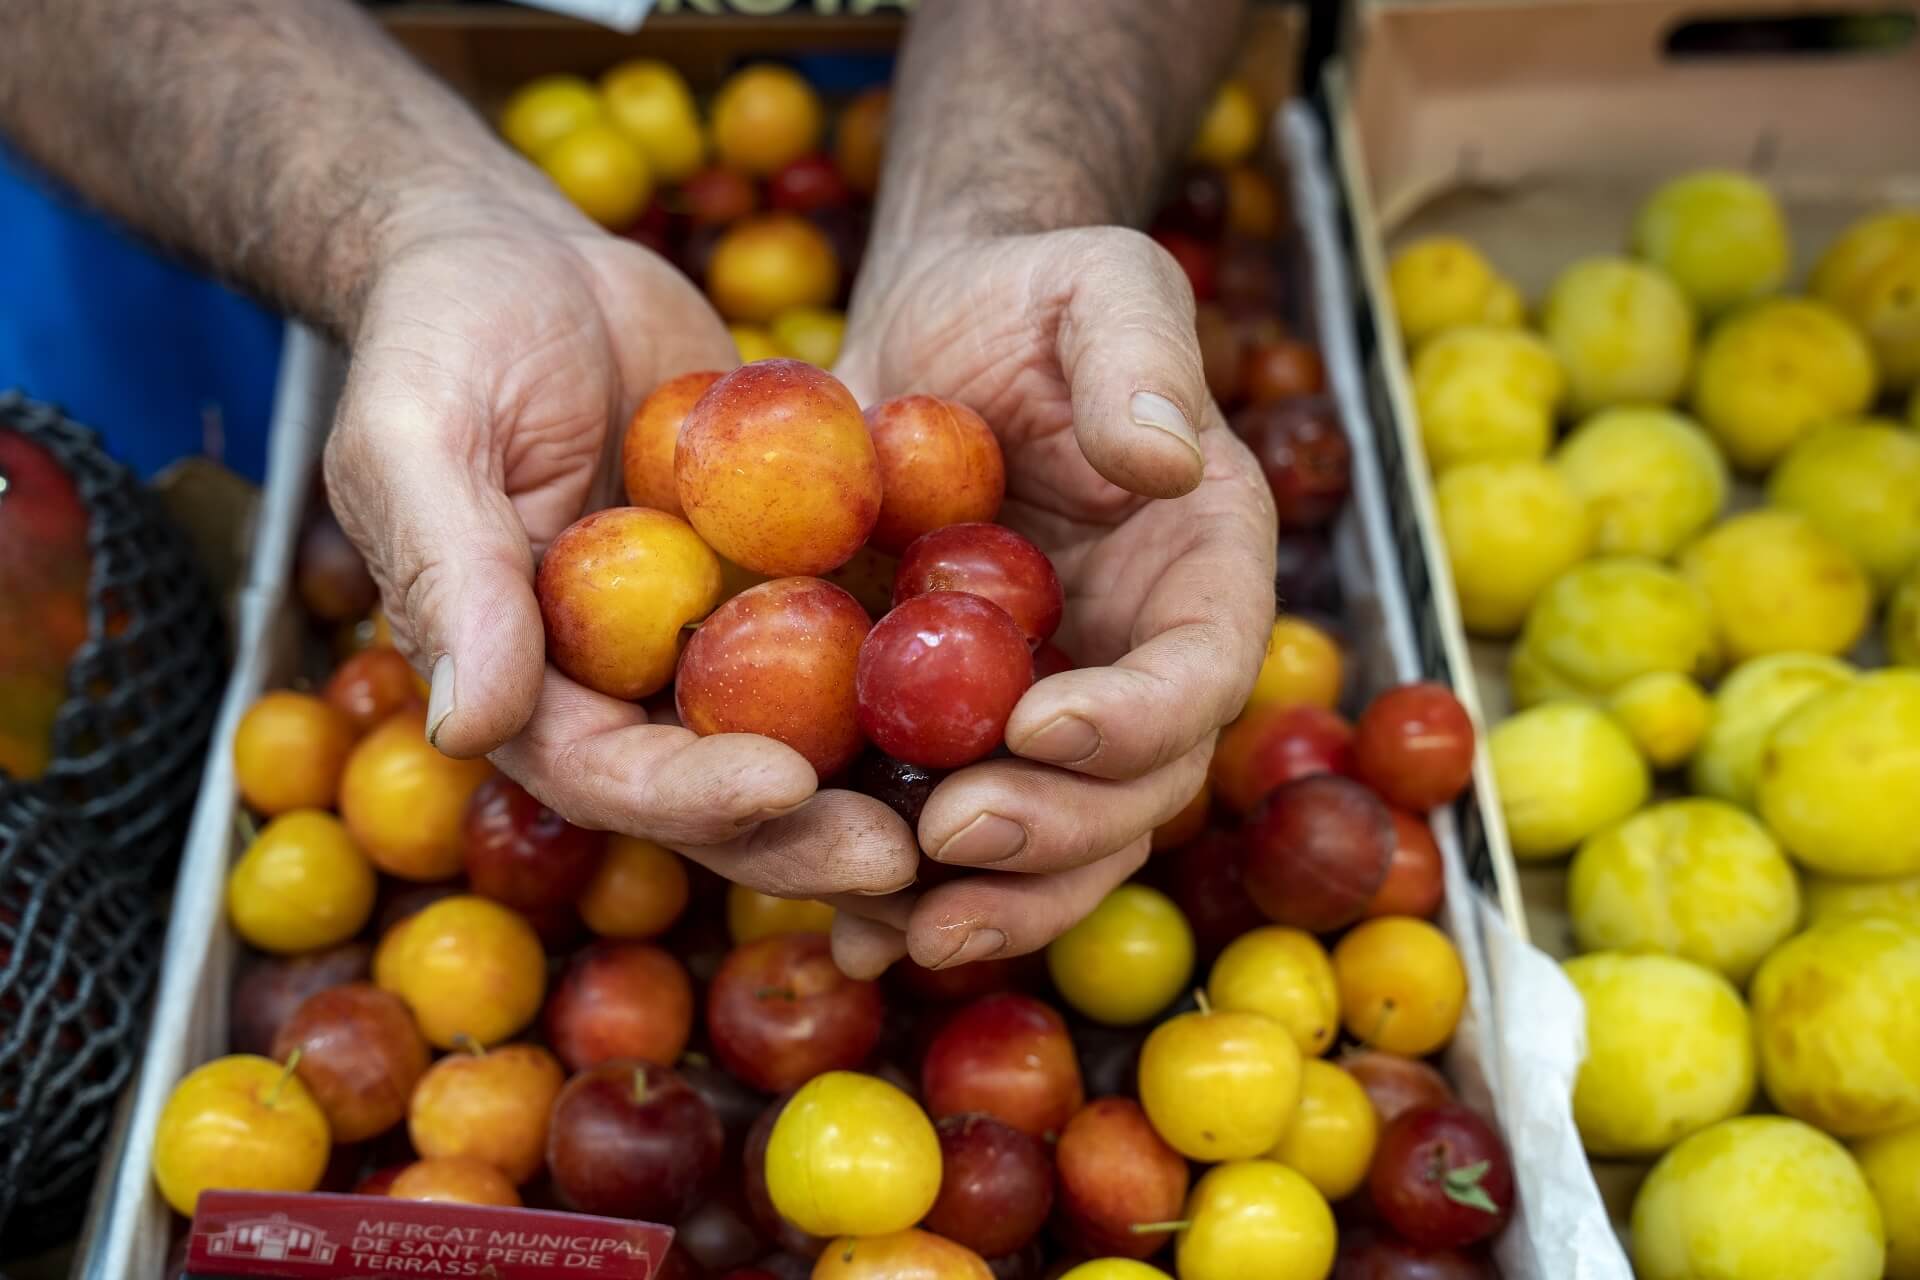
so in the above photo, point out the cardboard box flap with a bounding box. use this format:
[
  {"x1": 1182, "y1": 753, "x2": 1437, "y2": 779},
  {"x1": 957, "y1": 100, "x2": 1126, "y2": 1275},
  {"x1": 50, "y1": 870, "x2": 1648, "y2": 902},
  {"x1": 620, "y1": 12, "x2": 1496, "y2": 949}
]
[{"x1": 1354, "y1": 0, "x2": 1920, "y2": 226}]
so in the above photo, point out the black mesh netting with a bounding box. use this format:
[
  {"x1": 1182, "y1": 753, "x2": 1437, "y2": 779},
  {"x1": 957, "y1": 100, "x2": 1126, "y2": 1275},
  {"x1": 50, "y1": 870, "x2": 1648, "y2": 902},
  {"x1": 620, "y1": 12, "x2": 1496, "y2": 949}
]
[{"x1": 0, "y1": 392, "x2": 227, "y2": 1256}]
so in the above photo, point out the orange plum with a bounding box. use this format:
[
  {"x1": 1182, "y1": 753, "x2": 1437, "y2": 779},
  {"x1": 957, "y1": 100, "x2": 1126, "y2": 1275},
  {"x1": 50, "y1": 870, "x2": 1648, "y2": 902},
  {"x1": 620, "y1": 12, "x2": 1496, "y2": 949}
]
[
  {"x1": 676, "y1": 359, "x2": 880, "y2": 576},
  {"x1": 622, "y1": 370, "x2": 725, "y2": 517},
  {"x1": 706, "y1": 214, "x2": 839, "y2": 324},
  {"x1": 535, "y1": 507, "x2": 722, "y2": 700},
  {"x1": 865, "y1": 396, "x2": 1007, "y2": 556}
]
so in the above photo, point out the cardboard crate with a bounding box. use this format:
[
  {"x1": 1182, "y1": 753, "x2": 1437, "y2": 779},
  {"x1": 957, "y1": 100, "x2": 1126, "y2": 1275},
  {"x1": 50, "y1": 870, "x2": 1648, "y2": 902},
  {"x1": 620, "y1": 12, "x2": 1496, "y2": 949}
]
[{"x1": 1332, "y1": 0, "x2": 1920, "y2": 1245}]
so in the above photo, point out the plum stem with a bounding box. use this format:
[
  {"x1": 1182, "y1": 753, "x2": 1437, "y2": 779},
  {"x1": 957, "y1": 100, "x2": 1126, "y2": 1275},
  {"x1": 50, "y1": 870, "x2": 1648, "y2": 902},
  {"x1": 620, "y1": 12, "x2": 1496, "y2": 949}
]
[
  {"x1": 266, "y1": 1049, "x2": 302, "y2": 1108},
  {"x1": 1442, "y1": 1159, "x2": 1500, "y2": 1215},
  {"x1": 1193, "y1": 989, "x2": 1213, "y2": 1017},
  {"x1": 1365, "y1": 998, "x2": 1397, "y2": 1047},
  {"x1": 453, "y1": 1034, "x2": 485, "y2": 1058},
  {"x1": 1129, "y1": 1220, "x2": 1190, "y2": 1235},
  {"x1": 632, "y1": 1067, "x2": 650, "y2": 1106}
]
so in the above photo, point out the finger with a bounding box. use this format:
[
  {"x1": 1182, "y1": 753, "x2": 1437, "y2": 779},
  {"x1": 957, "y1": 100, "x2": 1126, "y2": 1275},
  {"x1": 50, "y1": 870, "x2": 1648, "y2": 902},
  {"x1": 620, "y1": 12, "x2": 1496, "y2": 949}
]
[
  {"x1": 918, "y1": 745, "x2": 1211, "y2": 873},
  {"x1": 1007, "y1": 439, "x2": 1276, "y2": 779},
  {"x1": 490, "y1": 667, "x2": 819, "y2": 846},
  {"x1": 904, "y1": 838, "x2": 1152, "y2": 969},
  {"x1": 677, "y1": 790, "x2": 921, "y2": 900},
  {"x1": 824, "y1": 889, "x2": 917, "y2": 930},
  {"x1": 1053, "y1": 227, "x2": 1212, "y2": 500},
  {"x1": 589, "y1": 245, "x2": 743, "y2": 418},
  {"x1": 829, "y1": 346, "x2": 881, "y2": 410},
  {"x1": 325, "y1": 367, "x2": 544, "y2": 760},
  {"x1": 829, "y1": 905, "x2": 911, "y2": 980}
]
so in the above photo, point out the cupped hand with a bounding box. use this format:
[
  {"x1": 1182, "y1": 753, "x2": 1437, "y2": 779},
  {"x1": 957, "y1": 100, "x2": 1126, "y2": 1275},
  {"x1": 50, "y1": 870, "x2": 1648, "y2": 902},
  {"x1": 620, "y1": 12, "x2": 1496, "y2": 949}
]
[
  {"x1": 830, "y1": 226, "x2": 1278, "y2": 976},
  {"x1": 324, "y1": 196, "x2": 918, "y2": 900}
]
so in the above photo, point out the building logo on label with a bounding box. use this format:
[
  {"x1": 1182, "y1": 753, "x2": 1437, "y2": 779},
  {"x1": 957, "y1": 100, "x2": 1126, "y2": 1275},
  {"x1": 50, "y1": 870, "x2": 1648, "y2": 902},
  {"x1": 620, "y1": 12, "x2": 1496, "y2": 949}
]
[{"x1": 203, "y1": 1213, "x2": 340, "y2": 1266}]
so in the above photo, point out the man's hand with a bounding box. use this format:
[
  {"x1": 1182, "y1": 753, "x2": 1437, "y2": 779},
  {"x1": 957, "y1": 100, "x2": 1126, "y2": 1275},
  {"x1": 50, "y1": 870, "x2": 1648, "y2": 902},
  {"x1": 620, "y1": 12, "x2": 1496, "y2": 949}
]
[
  {"x1": 830, "y1": 227, "x2": 1277, "y2": 976},
  {"x1": 0, "y1": 0, "x2": 919, "y2": 902},
  {"x1": 1, "y1": 0, "x2": 1261, "y2": 967},
  {"x1": 326, "y1": 198, "x2": 920, "y2": 900}
]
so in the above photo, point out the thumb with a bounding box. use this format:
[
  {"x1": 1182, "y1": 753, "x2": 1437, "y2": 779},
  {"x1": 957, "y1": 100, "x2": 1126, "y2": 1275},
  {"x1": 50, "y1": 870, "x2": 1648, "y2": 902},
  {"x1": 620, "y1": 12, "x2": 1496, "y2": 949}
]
[
  {"x1": 1053, "y1": 228, "x2": 1212, "y2": 500},
  {"x1": 324, "y1": 379, "x2": 545, "y2": 760}
]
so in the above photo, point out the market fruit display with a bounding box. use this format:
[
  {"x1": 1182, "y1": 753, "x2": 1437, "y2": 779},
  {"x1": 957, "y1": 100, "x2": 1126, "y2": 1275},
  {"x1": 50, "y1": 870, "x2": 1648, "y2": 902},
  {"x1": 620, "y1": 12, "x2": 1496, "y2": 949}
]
[
  {"x1": 1811, "y1": 209, "x2": 1920, "y2": 391},
  {"x1": 1392, "y1": 176, "x2": 1920, "y2": 1270},
  {"x1": 766, "y1": 1071, "x2": 941, "y2": 1238},
  {"x1": 231, "y1": 691, "x2": 354, "y2": 816},
  {"x1": 1562, "y1": 953, "x2": 1754, "y2": 1158},
  {"x1": 1748, "y1": 917, "x2": 1920, "y2": 1138},
  {"x1": 1433, "y1": 459, "x2": 1593, "y2": 636},
  {"x1": 1046, "y1": 884, "x2": 1196, "y2": 1027},
  {"x1": 1566, "y1": 799, "x2": 1798, "y2": 982},
  {"x1": 1387, "y1": 237, "x2": 1524, "y2": 347},
  {"x1": 1506, "y1": 556, "x2": 1719, "y2": 707},
  {"x1": 1853, "y1": 1123, "x2": 1920, "y2": 1280},
  {"x1": 1678, "y1": 509, "x2": 1871, "y2": 663},
  {"x1": 1138, "y1": 998, "x2": 1303, "y2": 1161},
  {"x1": 1691, "y1": 297, "x2": 1877, "y2": 469},
  {"x1": 1630, "y1": 1117, "x2": 1885, "y2": 1280},
  {"x1": 1486, "y1": 702, "x2": 1648, "y2": 860},
  {"x1": 146, "y1": 66, "x2": 1516, "y2": 1279},
  {"x1": 408, "y1": 1042, "x2": 563, "y2": 1184},
  {"x1": 1541, "y1": 257, "x2": 1695, "y2": 415},
  {"x1": 271, "y1": 982, "x2": 429, "y2": 1144},
  {"x1": 226, "y1": 810, "x2": 376, "y2": 954},
  {"x1": 502, "y1": 61, "x2": 866, "y2": 362},
  {"x1": 1630, "y1": 171, "x2": 1790, "y2": 316},
  {"x1": 1206, "y1": 925, "x2": 1340, "y2": 1056},
  {"x1": 1271, "y1": 1058, "x2": 1379, "y2": 1200},
  {"x1": 1410, "y1": 326, "x2": 1563, "y2": 470},
  {"x1": 1366, "y1": 1105, "x2": 1513, "y2": 1249},
  {"x1": 152, "y1": 1055, "x2": 331, "y2": 1216},
  {"x1": 1550, "y1": 408, "x2": 1727, "y2": 561},
  {"x1": 1604, "y1": 671, "x2": 1711, "y2": 770},
  {"x1": 1802, "y1": 872, "x2": 1920, "y2": 931},
  {"x1": 338, "y1": 704, "x2": 494, "y2": 879},
  {"x1": 1756, "y1": 670, "x2": 1920, "y2": 878},
  {"x1": 1176, "y1": 1160, "x2": 1338, "y2": 1280},
  {"x1": 1688, "y1": 651, "x2": 1855, "y2": 808},
  {"x1": 1766, "y1": 418, "x2": 1920, "y2": 595},
  {"x1": 1331, "y1": 918, "x2": 1466, "y2": 1058}
]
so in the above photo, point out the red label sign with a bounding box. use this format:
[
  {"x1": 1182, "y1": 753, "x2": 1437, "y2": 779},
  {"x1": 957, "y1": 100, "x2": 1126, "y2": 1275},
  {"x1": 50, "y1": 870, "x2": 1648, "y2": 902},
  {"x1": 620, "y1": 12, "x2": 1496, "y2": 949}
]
[{"x1": 186, "y1": 1191, "x2": 675, "y2": 1280}]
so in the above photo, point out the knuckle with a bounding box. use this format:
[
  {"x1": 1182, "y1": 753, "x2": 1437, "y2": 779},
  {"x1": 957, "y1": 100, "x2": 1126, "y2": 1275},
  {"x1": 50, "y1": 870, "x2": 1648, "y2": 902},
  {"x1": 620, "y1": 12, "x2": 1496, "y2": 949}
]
[
  {"x1": 1099, "y1": 671, "x2": 1192, "y2": 775},
  {"x1": 1064, "y1": 228, "x2": 1196, "y2": 321},
  {"x1": 1113, "y1": 229, "x2": 1197, "y2": 311},
  {"x1": 396, "y1": 556, "x2": 451, "y2": 657}
]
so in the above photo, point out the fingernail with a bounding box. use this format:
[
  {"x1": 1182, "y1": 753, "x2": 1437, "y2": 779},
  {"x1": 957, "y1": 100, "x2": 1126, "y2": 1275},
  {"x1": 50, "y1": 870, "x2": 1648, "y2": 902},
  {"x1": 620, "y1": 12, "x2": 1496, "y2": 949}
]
[
  {"x1": 1131, "y1": 391, "x2": 1202, "y2": 459},
  {"x1": 425, "y1": 654, "x2": 455, "y2": 748},
  {"x1": 933, "y1": 813, "x2": 1027, "y2": 865},
  {"x1": 1017, "y1": 714, "x2": 1101, "y2": 765},
  {"x1": 935, "y1": 928, "x2": 1007, "y2": 970}
]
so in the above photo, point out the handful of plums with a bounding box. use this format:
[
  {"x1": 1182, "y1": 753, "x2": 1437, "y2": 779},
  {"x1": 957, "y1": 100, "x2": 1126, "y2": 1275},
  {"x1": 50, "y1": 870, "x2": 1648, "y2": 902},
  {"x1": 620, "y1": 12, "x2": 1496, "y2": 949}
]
[{"x1": 539, "y1": 357, "x2": 1063, "y2": 794}]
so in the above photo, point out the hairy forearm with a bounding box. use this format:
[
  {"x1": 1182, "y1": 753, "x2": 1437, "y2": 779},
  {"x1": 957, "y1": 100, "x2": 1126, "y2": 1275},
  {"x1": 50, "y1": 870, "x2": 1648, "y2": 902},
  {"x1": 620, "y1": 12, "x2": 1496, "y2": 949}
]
[
  {"x1": 872, "y1": 0, "x2": 1244, "y2": 249},
  {"x1": 0, "y1": 0, "x2": 571, "y2": 338}
]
